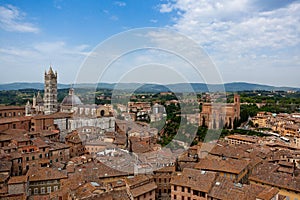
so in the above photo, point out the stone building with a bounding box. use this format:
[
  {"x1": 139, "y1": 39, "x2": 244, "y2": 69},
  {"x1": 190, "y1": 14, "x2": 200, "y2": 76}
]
[
  {"x1": 44, "y1": 67, "x2": 58, "y2": 115},
  {"x1": 200, "y1": 94, "x2": 240, "y2": 129},
  {"x1": 26, "y1": 66, "x2": 58, "y2": 116},
  {"x1": 60, "y1": 88, "x2": 116, "y2": 133}
]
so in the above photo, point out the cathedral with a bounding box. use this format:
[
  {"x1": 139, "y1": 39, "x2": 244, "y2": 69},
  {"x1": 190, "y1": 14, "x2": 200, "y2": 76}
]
[
  {"x1": 25, "y1": 66, "x2": 115, "y2": 133},
  {"x1": 26, "y1": 66, "x2": 58, "y2": 116}
]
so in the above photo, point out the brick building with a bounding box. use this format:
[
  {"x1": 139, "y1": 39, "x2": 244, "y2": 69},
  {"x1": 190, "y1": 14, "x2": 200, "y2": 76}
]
[
  {"x1": 125, "y1": 174, "x2": 157, "y2": 200},
  {"x1": 28, "y1": 167, "x2": 67, "y2": 196},
  {"x1": 0, "y1": 106, "x2": 25, "y2": 119},
  {"x1": 200, "y1": 94, "x2": 240, "y2": 129}
]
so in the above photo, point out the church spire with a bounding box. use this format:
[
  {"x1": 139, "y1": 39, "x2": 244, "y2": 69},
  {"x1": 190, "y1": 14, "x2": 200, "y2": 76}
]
[{"x1": 48, "y1": 66, "x2": 54, "y2": 75}]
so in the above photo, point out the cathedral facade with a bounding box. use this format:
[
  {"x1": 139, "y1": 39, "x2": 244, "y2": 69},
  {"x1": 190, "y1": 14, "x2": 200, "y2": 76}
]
[{"x1": 200, "y1": 94, "x2": 240, "y2": 129}]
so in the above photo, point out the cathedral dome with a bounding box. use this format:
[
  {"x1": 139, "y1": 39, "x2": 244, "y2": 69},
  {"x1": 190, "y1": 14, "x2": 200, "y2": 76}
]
[{"x1": 61, "y1": 88, "x2": 83, "y2": 106}]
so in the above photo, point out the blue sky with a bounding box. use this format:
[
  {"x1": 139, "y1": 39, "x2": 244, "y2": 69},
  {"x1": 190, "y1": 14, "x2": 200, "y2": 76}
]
[{"x1": 0, "y1": 0, "x2": 300, "y2": 87}]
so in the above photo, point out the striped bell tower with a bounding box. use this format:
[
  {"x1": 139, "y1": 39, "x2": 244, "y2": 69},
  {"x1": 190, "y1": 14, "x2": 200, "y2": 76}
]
[{"x1": 44, "y1": 66, "x2": 58, "y2": 115}]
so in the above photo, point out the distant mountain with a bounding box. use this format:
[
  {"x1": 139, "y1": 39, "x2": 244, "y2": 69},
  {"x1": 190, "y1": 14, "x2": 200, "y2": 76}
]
[
  {"x1": 0, "y1": 82, "x2": 299, "y2": 92},
  {"x1": 0, "y1": 82, "x2": 68, "y2": 90}
]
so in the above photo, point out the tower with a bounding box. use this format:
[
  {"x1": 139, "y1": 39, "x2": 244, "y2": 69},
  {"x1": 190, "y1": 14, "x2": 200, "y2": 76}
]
[
  {"x1": 44, "y1": 66, "x2": 58, "y2": 115},
  {"x1": 233, "y1": 94, "x2": 240, "y2": 119}
]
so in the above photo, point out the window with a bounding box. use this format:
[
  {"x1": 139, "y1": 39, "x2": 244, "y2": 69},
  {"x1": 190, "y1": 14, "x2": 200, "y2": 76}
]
[
  {"x1": 39, "y1": 154, "x2": 42, "y2": 158},
  {"x1": 181, "y1": 186, "x2": 184, "y2": 192},
  {"x1": 54, "y1": 186, "x2": 58, "y2": 191},
  {"x1": 174, "y1": 185, "x2": 177, "y2": 191},
  {"x1": 47, "y1": 186, "x2": 51, "y2": 193},
  {"x1": 174, "y1": 195, "x2": 177, "y2": 199},
  {"x1": 200, "y1": 192, "x2": 206, "y2": 197},
  {"x1": 32, "y1": 156, "x2": 35, "y2": 160},
  {"x1": 34, "y1": 188, "x2": 38, "y2": 194},
  {"x1": 29, "y1": 189, "x2": 31, "y2": 195},
  {"x1": 188, "y1": 187, "x2": 191, "y2": 193},
  {"x1": 41, "y1": 187, "x2": 45, "y2": 194}
]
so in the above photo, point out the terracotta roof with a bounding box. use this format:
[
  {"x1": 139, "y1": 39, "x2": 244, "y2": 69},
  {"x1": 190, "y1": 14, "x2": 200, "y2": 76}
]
[
  {"x1": 49, "y1": 141, "x2": 70, "y2": 150},
  {"x1": 65, "y1": 131, "x2": 82, "y2": 144},
  {"x1": 227, "y1": 134, "x2": 258, "y2": 143},
  {"x1": 28, "y1": 167, "x2": 67, "y2": 182},
  {"x1": 171, "y1": 168, "x2": 217, "y2": 193},
  {"x1": 194, "y1": 157, "x2": 249, "y2": 174},
  {"x1": 209, "y1": 142, "x2": 252, "y2": 159},
  {"x1": 208, "y1": 176, "x2": 278, "y2": 200},
  {"x1": 0, "y1": 106, "x2": 25, "y2": 111},
  {"x1": 72, "y1": 182, "x2": 100, "y2": 199},
  {"x1": 249, "y1": 162, "x2": 300, "y2": 192},
  {"x1": 129, "y1": 181, "x2": 157, "y2": 198},
  {"x1": 125, "y1": 174, "x2": 153, "y2": 187},
  {"x1": 32, "y1": 112, "x2": 72, "y2": 119},
  {"x1": 1, "y1": 129, "x2": 27, "y2": 135},
  {"x1": 256, "y1": 187, "x2": 279, "y2": 200},
  {"x1": 31, "y1": 137, "x2": 49, "y2": 148},
  {"x1": 0, "y1": 160, "x2": 12, "y2": 172},
  {"x1": 8, "y1": 175, "x2": 28, "y2": 184},
  {"x1": 125, "y1": 175, "x2": 156, "y2": 198},
  {"x1": 0, "y1": 117, "x2": 31, "y2": 124},
  {"x1": 154, "y1": 166, "x2": 175, "y2": 173}
]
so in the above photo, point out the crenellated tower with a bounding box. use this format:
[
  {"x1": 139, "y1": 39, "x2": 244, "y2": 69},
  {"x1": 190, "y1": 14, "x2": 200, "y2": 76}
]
[{"x1": 44, "y1": 66, "x2": 58, "y2": 115}]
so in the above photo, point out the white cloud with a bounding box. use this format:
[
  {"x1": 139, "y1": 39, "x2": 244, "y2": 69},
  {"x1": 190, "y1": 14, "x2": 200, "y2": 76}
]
[
  {"x1": 0, "y1": 41, "x2": 91, "y2": 83},
  {"x1": 157, "y1": 0, "x2": 300, "y2": 87},
  {"x1": 159, "y1": 3, "x2": 173, "y2": 13},
  {"x1": 114, "y1": 1, "x2": 126, "y2": 7},
  {"x1": 0, "y1": 4, "x2": 39, "y2": 33}
]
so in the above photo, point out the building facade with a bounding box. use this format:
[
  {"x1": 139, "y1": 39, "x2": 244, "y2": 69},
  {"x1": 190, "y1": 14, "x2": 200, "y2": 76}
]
[{"x1": 200, "y1": 94, "x2": 240, "y2": 129}]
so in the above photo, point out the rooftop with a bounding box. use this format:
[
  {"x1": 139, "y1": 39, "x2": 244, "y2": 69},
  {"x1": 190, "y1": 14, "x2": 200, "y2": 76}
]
[
  {"x1": 28, "y1": 167, "x2": 67, "y2": 182},
  {"x1": 194, "y1": 157, "x2": 249, "y2": 174},
  {"x1": 171, "y1": 168, "x2": 217, "y2": 193}
]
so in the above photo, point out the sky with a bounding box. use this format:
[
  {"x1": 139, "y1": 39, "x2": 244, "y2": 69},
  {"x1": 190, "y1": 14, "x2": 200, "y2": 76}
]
[{"x1": 0, "y1": 0, "x2": 300, "y2": 87}]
